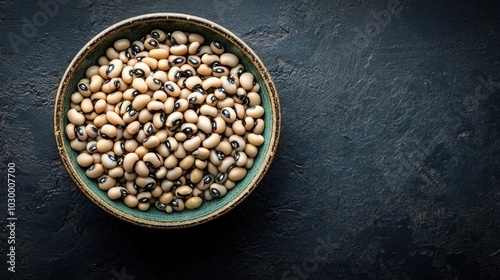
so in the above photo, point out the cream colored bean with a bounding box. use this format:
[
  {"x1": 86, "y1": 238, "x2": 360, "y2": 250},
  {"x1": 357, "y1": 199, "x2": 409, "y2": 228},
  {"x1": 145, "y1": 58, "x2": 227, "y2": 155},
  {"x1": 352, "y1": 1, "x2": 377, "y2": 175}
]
[
  {"x1": 235, "y1": 151, "x2": 248, "y2": 167},
  {"x1": 247, "y1": 133, "x2": 265, "y2": 146},
  {"x1": 246, "y1": 105, "x2": 265, "y2": 118},
  {"x1": 228, "y1": 167, "x2": 247, "y2": 181},
  {"x1": 124, "y1": 195, "x2": 139, "y2": 208},
  {"x1": 77, "y1": 153, "x2": 94, "y2": 167},
  {"x1": 185, "y1": 196, "x2": 202, "y2": 209},
  {"x1": 67, "y1": 109, "x2": 85, "y2": 125},
  {"x1": 203, "y1": 133, "x2": 221, "y2": 149},
  {"x1": 220, "y1": 53, "x2": 239, "y2": 68},
  {"x1": 209, "y1": 183, "x2": 227, "y2": 197},
  {"x1": 143, "y1": 152, "x2": 163, "y2": 168},
  {"x1": 143, "y1": 135, "x2": 160, "y2": 149},
  {"x1": 86, "y1": 163, "x2": 104, "y2": 179},
  {"x1": 106, "y1": 111, "x2": 125, "y2": 126},
  {"x1": 245, "y1": 143, "x2": 258, "y2": 158},
  {"x1": 86, "y1": 65, "x2": 99, "y2": 79},
  {"x1": 166, "y1": 167, "x2": 183, "y2": 180},
  {"x1": 149, "y1": 48, "x2": 169, "y2": 59},
  {"x1": 134, "y1": 160, "x2": 149, "y2": 177},
  {"x1": 107, "y1": 186, "x2": 128, "y2": 200}
]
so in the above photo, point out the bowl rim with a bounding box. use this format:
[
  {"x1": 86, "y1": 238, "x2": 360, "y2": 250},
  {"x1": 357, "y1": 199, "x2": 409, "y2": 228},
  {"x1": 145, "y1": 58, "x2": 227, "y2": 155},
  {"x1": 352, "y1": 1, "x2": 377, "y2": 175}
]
[{"x1": 53, "y1": 13, "x2": 281, "y2": 229}]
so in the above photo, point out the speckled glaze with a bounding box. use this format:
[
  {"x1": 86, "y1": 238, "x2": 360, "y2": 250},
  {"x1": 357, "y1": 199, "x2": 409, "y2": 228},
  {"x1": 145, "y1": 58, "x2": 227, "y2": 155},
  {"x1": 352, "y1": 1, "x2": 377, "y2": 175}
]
[{"x1": 53, "y1": 13, "x2": 281, "y2": 229}]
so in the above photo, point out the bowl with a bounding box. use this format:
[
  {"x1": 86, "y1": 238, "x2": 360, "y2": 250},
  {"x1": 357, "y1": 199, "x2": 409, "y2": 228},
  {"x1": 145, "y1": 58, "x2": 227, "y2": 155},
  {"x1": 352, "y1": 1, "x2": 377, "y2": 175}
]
[{"x1": 53, "y1": 13, "x2": 281, "y2": 229}]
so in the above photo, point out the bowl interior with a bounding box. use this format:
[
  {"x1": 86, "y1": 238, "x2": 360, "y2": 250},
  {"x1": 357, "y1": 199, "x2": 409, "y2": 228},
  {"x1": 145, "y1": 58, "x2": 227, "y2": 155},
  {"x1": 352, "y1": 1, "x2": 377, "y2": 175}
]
[{"x1": 55, "y1": 14, "x2": 279, "y2": 228}]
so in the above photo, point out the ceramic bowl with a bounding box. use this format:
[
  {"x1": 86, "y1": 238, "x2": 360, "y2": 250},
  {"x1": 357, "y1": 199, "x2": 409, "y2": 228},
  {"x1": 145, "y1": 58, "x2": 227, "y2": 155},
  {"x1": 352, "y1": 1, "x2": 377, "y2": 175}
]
[{"x1": 53, "y1": 13, "x2": 281, "y2": 229}]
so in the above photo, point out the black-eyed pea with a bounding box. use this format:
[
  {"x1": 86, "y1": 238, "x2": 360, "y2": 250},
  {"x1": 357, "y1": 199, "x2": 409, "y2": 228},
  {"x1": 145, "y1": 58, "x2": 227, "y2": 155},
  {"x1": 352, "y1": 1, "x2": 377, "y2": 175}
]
[
  {"x1": 85, "y1": 111, "x2": 98, "y2": 121},
  {"x1": 245, "y1": 157, "x2": 255, "y2": 169},
  {"x1": 245, "y1": 143, "x2": 258, "y2": 158},
  {"x1": 195, "y1": 115, "x2": 211, "y2": 134},
  {"x1": 159, "y1": 191, "x2": 173, "y2": 205},
  {"x1": 232, "y1": 120, "x2": 246, "y2": 136},
  {"x1": 185, "y1": 75, "x2": 202, "y2": 90},
  {"x1": 212, "y1": 66, "x2": 229, "y2": 78},
  {"x1": 124, "y1": 194, "x2": 139, "y2": 208},
  {"x1": 133, "y1": 62, "x2": 150, "y2": 77},
  {"x1": 201, "y1": 53, "x2": 220, "y2": 66},
  {"x1": 137, "y1": 191, "x2": 152, "y2": 204},
  {"x1": 229, "y1": 135, "x2": 246, "y2": 152},
  {"x1": 155, "y1": 166, "x2": 167, "y2": 179},
  {"x1": 216, "y1": 97, "x2": 235, "y2": 109},
  {"x1": 179, "y1": 155, "x2": 195, "y2": 170},
  {"x1": 142, "y1": 135, "x2": 160, "y2": 149},
  {"x1": 224, "y1": 179, "x2": 236, "y2": 190},
  {"x1": 123, "y1": 152, "x2": 139, "y2": 173},
  {"x1": 143, "y1": 152, "x2": 163, "y2": 169},
  {"x1": 170, "y1": 44, "x2": 188, "y2": 56},
  {"x1": 113, "y1": 141, "x2": 125, "y2": 157},
  {"x1": 185, "y1": 196, "x2": 202, "y2": 210},
  {"x1": 124, "y1": 139, "x2": 139, "y2": 153},
  {"x1": 86, "y1": 65, "x2": 99, "y2": 79},
  {"x1": 165, "y1": 137, "x2": 178, "y2": 151},
  {"x1": 93, "y1": 99, "x2": 107, "y2": 114},
  {"x1": 228, "y1": 167, "x2": 247, "y2": 182},
  {"x1": 74, "y1": 125, "x2": 87, "y2": 141},
  {"x1": 141, "y1": 122, "x2": 155, "y2": 137},
  {"x1": 173, "y1": 143, "x2": 187, "y2": 159},
  {"x1": 239, "y1": 72, "x2": 255, "y2": 91},
  {"x1": 149, "y1": 48, "x2": 169, "y2": 59},
  {"x1": 192, "y1": 146, "x2": 210, "y2": 160},
  {"x1": 160, "y1": 180, "x2": 175, "y2": 192},
  {"x1": 135, "y1": 176, "x2": 156, "y2": 190},
  {"x1": 253, "y1": 118, "x2": 265, "y2": 134},
  {"x1": 137, "y1": 201, "x2": 151, "y2": 211},
  {"x1": 230, "y1": 64, "x2": 245, "y2": 77},
  {"x1": 71, "y1": 91, "x2": 84, "y2": 104},
  {"x1": 220, "y1": 53, "x2": 239, "y2": 68},
  {"x1": 166, "y1": 167, "x2": 183, "y2": 180},
  {"x1": 127, "y1": 58, "x2": 138, "y2": 67},
  {"x1": 65, "y1": 123, "x2": 76, "y2": 140},
  {"x1": 164, "y1": 82, "x2": 181, "y2": 99},
  {"x1": 97, "y1": 175, "x2": 116, "y2": 191},
  {"x1": 80, "y1": 98, "x2": 93, "y2": 113},
  {"x1": 157, "y1": 59, "x2": 171, "y2": 71},
  {"x1": 155, "y1": 129, "x2": 169, "y2": 144},
  {"x1": 152, "y1": 91, "x2": 168, "y2": 104},
  {"x1": 106, "y1": 59, "x2": 123, "y2": 78},
  {"x1": 101, "y1": 78, "x2": 120, "y2": 93},
  {"x1": 210, "y1": 41, "x2": 224, "y2": 55},
  {"x1": 134, "y1": 159, "x2": 149, "y2": 176},
  {"x1": 168, "y1": 65, "x2": 182, "y2": 81},
  {"x1": 67, "y1": 108, "x2": 85, "y2": 125},
  {"x1": 144, "y1": 37, "x2": 159, "y2": 50},
  {"x1": 216, "y1": 140, "x2": 233, "y2": 156},
  {"x1": 212, "y1": 117, "x2": 226, "y2": 134},
  {"x1": 189, "y1": 168, "x2": 204, "y2": 184},
  {"x1": 101, "y1": 152, "x2": 118, "y2": 169},
  {"x1": 151, "y1": 112, "x2": 165, "y2": 129},
  {"x1": 171, "y1": 198, "x2": 185, "y2": 211},
  {"x1": 215, "y1": 172, "x2": 228, "y2": 184},
  {"x1": 146, "y1": 76, "x2": 163, "y2": 91},
  {"x1": 234, "y1": 87, "x2": 247, "y2": 104},
  {"x1": 195, "y1": 158, "x2": 208, "y2": 169},
  {"x1": 166, "y1": 111, "x2": 183, "y2": 129},
  {"x1": 209, "y1": 183, "x2": 227, "y2": 198},
  {"x1": 130, "y1": 94, "x2": 150, "y2": 111},
  {"x1": 109, "y1": 166, "x2": 124, "y2": 178},
  {"x1": 171, "y1": 30, "x2": 187, "y2": 45},
  {"x1": 251, "y1": 82, "x2": 260, "y2": 92},
  {"x1": 154, "y1": 200, "x2": 167, "y2": 211},
  {"x1": 164, "y1": 154, "x2": 178, "y2": 169},
  {"x1": 175, "y1": 185, "x2": 192, "y2": 199},
  {"x1": 86, "y1": 141, "x2": 98, "y2": 154},
  {"x1": 105, "y1": 111, "x2": 125, "y2": 126},
  {"x1": 187, "y1": 55, "x2": 201, "y2": 68},
  {"x1": 197, "y1": 63, "x2": 212, "y2": 76},
  {"x1": 198, "y1": 45, "x2": 213, "y2": 56},
  {"x1": 122, "y1": 108, "x2": 138, "y2": 123},
  {"x1": 77, "y1": 153, "x2": 94, "y2": 167},
  {"x1": 247, "y1": 133, "x2": 265, "y2": 146},
  {"x1": 96, "y1": 139, "x2": 113, "y2": 153},
  {"x1": 188, "y1": 33, "x2": 204, "y2": 44},
  {"x1": 100, "y1": 124, "x2": 117, "y2": 139},
  {"x1": 156, "y1": 143, "x2": 170, "y2": 158},
  {"x1": 92, "y1": 153, "x2": 101, "y2": 164},
  {"x1": 98, "y1": 64, "x2": 109, "y2": 79},
  {"x1": 246, "y1": 105, "x2": 265, "y2": 119},
  {"x1": 119, "y1": 50, "x2": 131, "y2": 63},
  {"x1": 221, "y1": 107, "x2": 237, "y2": 124},
  {"x1": 77, "y1": 78, "x2": 91, "y2": 96},
  {"x1": 151, "y1": 29, "x2": 167, "y2": 41},
  {"x1": 124, "y1": 172, "x2": 137, "y2": 182},
  {"x1": 86, "y1": 163, "x2": 104, "y2": 179},
  {"x1": 209, "y1": 150, "x2": 224, "y2": 166},
  {"x1": 203, "y1": 133, "x2": 221, "y2": 149},
  {"x1": 142, "y1": 56, "x2": 158, "y2": 71},
  {"x1": 107, "y1": 186, "x2": 128, "y2": 200},
  {"x1": 234, "y1": 151, "x2": 248, "y2": 167},
  {"x1": 218, "y1": 156, "x2": 235, "y2": 173},
  {"x1": 138, "y1": 109, "x2": 153, "y2": 124},
  {"x1": 121, "y1": 66, "x2": 134, "y2": 84},
  {"x1": 169, "y1": 55, "x2": 186, "y2": 66},
  {"x1": 187, "y1": 91, "x2": 205, "y2": 105}
]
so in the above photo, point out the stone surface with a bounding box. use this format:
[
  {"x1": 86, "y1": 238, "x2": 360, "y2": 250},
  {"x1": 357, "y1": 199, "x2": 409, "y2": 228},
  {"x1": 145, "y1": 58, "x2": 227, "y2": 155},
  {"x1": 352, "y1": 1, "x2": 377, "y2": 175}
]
[{"x1": 1, "y1": 0, "x2": 500, "y2": 279}]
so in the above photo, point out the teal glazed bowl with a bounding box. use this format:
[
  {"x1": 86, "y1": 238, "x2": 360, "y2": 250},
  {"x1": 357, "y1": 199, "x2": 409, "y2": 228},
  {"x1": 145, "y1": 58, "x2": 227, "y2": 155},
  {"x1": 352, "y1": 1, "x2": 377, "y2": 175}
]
[{"x1": 54, "y1": 13, "x2": 281, "y2": 229}]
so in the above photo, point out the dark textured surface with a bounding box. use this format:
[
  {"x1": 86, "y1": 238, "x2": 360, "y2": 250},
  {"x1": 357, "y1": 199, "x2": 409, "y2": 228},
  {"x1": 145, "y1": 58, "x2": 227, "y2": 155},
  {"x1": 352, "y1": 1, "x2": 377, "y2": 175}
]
[{"x1": 1, "y1": 0, "x2": 500, "y2": 279}]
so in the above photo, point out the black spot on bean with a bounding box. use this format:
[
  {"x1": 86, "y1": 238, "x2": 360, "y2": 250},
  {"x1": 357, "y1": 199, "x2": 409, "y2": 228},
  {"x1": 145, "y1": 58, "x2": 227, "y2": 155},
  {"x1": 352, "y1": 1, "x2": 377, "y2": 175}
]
[
  {"x1": 106, "y1": 64, "x2": 115, "y2": 75},
  {"x1": 78, "y1": 83, "x2": 88, "y2": 91}
]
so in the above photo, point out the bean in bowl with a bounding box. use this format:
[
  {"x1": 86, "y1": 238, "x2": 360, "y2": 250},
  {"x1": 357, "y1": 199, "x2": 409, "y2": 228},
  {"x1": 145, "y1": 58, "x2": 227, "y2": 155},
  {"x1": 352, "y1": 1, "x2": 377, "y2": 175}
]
[{"x1": 65, "y1": 29, "x2": 265, "y2": 213}]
